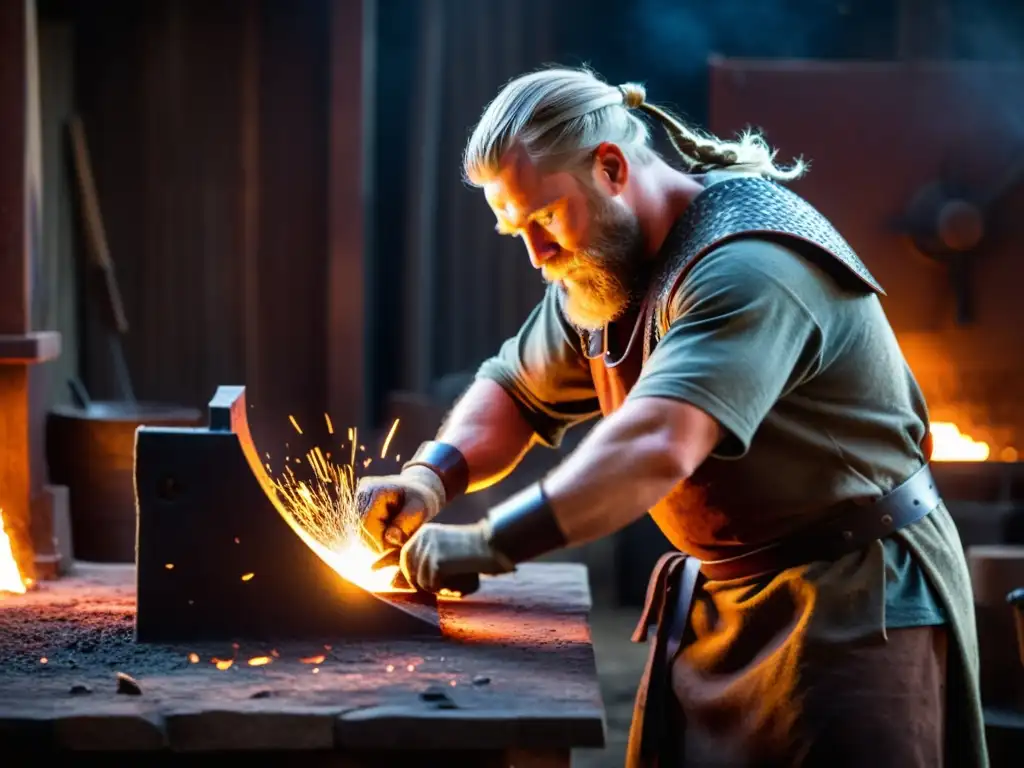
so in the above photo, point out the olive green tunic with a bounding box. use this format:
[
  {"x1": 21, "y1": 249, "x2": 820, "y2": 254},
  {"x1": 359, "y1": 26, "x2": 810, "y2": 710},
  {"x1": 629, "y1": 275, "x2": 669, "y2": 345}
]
[{"x1": 476, "y1": 207, "x2": 986, "y2": 764}]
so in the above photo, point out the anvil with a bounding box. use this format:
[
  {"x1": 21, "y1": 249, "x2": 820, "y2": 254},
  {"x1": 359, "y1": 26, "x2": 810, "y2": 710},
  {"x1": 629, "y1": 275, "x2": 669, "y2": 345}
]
[{"x1": 133, "y1": 385, "x2": 441, "y2": 643}]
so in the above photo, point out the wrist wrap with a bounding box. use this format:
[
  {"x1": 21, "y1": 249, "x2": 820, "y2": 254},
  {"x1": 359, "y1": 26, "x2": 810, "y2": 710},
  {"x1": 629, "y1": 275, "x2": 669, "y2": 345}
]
[
  {"x1": 487, "y1": 483, "x2": 568, "y2": 565},
  {"x1": 402, "y1": 440, "x2": 470, "y2": 502}
]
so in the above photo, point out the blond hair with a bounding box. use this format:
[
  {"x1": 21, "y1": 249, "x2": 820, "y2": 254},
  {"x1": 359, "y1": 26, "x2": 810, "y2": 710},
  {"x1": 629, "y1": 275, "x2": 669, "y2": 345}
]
[{"x1": 463, "y1": 66, "x2": 805, "y2": 185}]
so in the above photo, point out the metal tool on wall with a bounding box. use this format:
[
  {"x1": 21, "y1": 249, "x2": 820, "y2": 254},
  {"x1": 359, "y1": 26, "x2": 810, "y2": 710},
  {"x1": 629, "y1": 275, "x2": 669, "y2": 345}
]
[{"x1": 66, "y1": 114, "x2": 135, "y2": 404}]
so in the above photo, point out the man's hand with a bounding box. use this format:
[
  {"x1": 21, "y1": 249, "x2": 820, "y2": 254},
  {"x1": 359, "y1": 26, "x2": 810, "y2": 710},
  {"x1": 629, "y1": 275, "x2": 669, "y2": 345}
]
[
  {"x1": 356, "y1": 466, "x2": 447, "y2": 552},
  {"x1": 399, "y1": 521, "x2": 515, "y2": 594}
]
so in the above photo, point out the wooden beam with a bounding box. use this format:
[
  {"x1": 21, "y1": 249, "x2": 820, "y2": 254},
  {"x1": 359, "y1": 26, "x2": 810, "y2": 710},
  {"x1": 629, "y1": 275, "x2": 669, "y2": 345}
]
[
  {"x1": 0, "y1": 0, "x2": 62, "y2": 582},
  {"x1": 327, "y1": 0, "x2": 373, "y2": 429}
]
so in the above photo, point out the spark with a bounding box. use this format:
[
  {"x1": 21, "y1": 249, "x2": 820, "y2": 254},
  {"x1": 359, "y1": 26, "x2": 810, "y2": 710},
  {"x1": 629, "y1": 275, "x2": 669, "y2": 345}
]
[
  {"x1": 312, "y1": 668, "x2": 320, "y2": 674},
  {"x1": 271, "y1": 649, "x2": 280, "y2": 658},
  {"x1": 381, "y1": 419, "x2": 400, "y2": 458},
  {"x1": 40, "y1": 657, "x2": 48, "y2": 664},
  {"x1": 289, "y1": 415, "x2": 303, "y2": 435},
  {"x1": 188, "y1": 653, "x2": 200, "y2": 663},
  {"x1": 234, "y1": 537, "x2": 240, "y2": 544},
  {"x1": 301, "y1": 655, "x2": 325, "y2": 665},
  {"x1": 213, "y1": 658, "x2": 233, "y2": 670},
  {"x1": 165, "y1": 563, "x2": 174, "y2": 570},
  {"x1": 248, "y1": 656, "x2": 272, "y2": 666},
  {"x1": 450, "y1": 680, "x2": 457, "y2": 687},
  {"x1": 267, "y1": 416, "x2": 407, "y2": 593},
  {"x1": 325, "y1": 413, "x2": 334, "y2": 435},
  {"x1": 386, "y1": 664, "x2": 394, "y2": 673},
  {"x1": 406, "y1": 664, "x2": 415, "y2": 672},
  {"x1": 241, "y1": 572, "x2": 255, "y2": 582}
]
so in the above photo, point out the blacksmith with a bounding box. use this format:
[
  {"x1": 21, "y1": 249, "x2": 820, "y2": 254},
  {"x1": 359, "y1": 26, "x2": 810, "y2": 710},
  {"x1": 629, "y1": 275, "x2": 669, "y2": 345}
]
[{"x1": 356, "y1": 67, "x2": 987, "y2": 767}]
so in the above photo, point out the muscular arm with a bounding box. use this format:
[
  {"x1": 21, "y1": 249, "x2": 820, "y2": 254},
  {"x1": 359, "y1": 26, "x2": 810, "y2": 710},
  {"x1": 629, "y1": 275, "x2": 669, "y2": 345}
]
[
  {"x1": 433, "y1": 284, "x2": 600, "y2": 493},
  {"x1": 543, "y1": 396, "x2": 721, "y2": 545},
  {"x1": 435, "y1": 378, "x2": 538, "y2": 492}
]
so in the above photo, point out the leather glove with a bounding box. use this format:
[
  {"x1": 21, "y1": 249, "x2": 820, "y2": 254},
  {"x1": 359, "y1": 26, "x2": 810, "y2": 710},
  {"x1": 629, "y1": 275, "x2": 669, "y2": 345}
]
[
  {"x1": 399, "y1": 520, "x2": 516, "y2": 595},
  {"x1": 356, "y1": 466, "x2": 446, "y2": 552}
]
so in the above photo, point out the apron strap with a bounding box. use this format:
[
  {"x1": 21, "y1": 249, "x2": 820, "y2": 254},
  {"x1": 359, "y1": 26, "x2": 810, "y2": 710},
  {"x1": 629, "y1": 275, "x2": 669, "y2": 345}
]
[{"x1": 626, "y1": 553, "x2": 703, "y2": 768}]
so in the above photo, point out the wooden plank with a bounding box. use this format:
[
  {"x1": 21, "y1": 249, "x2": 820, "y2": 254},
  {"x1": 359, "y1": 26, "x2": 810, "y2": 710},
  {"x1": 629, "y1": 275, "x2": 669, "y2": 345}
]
[
  {"x1": 0, "y1": 0, "x2": 29, "y2": 335},
  {"x1": 326, "y1": 0, "x2": 370, "y2": 428},
  {"x1": 0, "y1": 563, "x2": 604, "y2": 753},
  {"x1": 0, "y1": 331, "x2": 62, "y2": 364}
]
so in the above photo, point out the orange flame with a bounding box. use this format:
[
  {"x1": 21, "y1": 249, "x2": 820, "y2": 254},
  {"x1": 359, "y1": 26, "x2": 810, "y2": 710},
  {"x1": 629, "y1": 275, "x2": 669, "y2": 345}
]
[
  {"x1": 248, "y1": 656, "x2": 272, "y2": 666},
  {"x1": 0, "y1": 509, "x2": 27, "y2": 595},
  {"x1": 929, "y1": 422, "x2": 990, "y2": 462},
  {"x1": 300, "y1": 654, "x2": 326, "y2": 664},
  {"x1": 213, "y1": 658, "x2": 233, "y2": 670}
]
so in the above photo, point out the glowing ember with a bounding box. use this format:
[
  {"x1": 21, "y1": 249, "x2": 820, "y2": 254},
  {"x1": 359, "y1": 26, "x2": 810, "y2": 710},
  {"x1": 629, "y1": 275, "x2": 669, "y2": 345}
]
[
  {"x1": 0, "y1": 509, "x2": 27, "y2": 595},
  {"x1": 39, "y1": 657, "x2": 48, "y2": 664},
  {"x1": 248, "y1": 656, "x2": 272, "y2": 666},
  {"x1": 241, "y1": 572, "x2": 255, "y2": 582},
  {"x1": 213, "y1": 658, "x2": 233, "y2": 670},
  {"x1": 301, "y1": 655, "x2": 326, "y2": 664},
  {"x1": 380, "y1": 419, "x2": 400, "y2": 458},
  {"x1": 188, "y1": 653, "x2": 200, "y2": 663},
  {"x1": 165, "y1": 563, "x2": 174, "y2": 570},
  {"x1": 930, "y1": 422, "x2": 990, "y2": 462}
]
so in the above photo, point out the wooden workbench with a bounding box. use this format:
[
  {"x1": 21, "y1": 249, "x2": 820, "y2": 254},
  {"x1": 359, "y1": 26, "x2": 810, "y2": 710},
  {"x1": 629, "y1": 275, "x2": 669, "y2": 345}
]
[{"x1": 0, "y1": 562, "x2": 606, "y2": 766}]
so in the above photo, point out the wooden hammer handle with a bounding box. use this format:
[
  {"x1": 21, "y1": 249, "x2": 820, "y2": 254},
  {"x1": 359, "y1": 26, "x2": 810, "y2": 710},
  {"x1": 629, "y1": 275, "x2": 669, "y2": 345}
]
[{"x1": 67, "y1": 115, "x2": 130, "y2": 334}]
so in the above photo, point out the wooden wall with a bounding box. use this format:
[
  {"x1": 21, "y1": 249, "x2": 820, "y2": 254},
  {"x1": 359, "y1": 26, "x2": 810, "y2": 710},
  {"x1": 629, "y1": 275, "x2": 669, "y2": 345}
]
[{"x1": 66, "y1": 0, "x2": 365, "y2": 449}]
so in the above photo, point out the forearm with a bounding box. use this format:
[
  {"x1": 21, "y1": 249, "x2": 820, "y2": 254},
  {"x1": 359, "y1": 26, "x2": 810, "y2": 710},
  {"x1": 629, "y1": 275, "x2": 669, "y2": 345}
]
[
  {"x1": 434, "y1": 378, "x2": 537, "y2": 492},
  {"x1": 541, "y1": 398, "x2": 699, "y2": 546}
]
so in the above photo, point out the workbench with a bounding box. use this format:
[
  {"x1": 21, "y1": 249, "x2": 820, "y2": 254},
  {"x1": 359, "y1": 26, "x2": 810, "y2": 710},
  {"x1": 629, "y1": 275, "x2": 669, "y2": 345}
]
[{"x1": 0, "y1": 561, "x2": 606, "y2": 766}]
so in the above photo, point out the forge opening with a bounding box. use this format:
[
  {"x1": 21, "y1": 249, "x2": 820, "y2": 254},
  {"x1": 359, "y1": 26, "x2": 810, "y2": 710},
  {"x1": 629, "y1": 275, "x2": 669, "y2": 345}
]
[{"x1": 133, "y1": 385, "x2": 441, "y2": 643}]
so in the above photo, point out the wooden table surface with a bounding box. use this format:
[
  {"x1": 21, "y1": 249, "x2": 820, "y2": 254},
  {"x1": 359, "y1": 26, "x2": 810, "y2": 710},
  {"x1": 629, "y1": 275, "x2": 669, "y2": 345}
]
[{"x1": 0, "y1": 561, "x2": 605, "y2": 765}]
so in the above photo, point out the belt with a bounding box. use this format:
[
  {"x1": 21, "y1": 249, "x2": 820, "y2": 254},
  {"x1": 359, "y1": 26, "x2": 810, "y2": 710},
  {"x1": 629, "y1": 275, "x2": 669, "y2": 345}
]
[
  {"x1": 699, "y1": 462, "x2": 941, "y2": 581},
  {"x1": 625, "y1": 463, "x2": 942, "y2": 767}
]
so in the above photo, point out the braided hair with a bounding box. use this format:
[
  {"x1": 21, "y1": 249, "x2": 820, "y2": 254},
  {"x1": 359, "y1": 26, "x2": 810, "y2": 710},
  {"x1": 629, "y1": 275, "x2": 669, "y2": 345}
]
[{"x1": 463, "y1": 66, "x2": 805, "y2": 185}]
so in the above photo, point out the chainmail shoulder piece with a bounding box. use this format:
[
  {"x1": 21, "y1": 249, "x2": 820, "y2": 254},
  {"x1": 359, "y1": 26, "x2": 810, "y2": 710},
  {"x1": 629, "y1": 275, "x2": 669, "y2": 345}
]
[{"x1": 641, "y1": 176, "x2": 883, "y2": 362}]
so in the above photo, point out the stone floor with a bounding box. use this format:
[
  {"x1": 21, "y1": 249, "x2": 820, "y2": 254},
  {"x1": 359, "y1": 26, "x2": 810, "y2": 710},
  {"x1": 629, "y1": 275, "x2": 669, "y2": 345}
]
[{"x1": 572, "y1": 606, "x2": 647, "y2": 768}]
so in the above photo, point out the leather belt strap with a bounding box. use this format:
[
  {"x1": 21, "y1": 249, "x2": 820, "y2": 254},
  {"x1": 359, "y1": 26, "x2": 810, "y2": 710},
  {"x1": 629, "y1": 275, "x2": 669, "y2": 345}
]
[
  {"x1": 700, "y1": 463, "x2": 941, "y2": 581},
  {"x1": 626, "y1": 463, "x2": 943, "y2": 767},
  {"x1": 627, "y1": 552, "x2": 695, "y2": 768}
]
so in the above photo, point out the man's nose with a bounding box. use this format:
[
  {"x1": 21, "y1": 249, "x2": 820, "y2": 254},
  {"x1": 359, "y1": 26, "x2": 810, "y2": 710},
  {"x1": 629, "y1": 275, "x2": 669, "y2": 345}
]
[{"x1": 523, "y1": 226, "x2": 558, "y2": 269}]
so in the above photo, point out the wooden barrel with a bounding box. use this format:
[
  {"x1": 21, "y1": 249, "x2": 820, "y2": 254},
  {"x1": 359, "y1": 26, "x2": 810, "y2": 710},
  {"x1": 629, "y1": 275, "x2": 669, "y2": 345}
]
[{"x1": 46, "y1": 402, "x2": 202, "y2": 563}]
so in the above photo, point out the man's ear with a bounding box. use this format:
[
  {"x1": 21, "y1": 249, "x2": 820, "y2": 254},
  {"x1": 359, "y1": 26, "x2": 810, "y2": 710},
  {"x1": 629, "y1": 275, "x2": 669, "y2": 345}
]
[{"x1": 590, "y1": 143, "x2": 629, "y2": 196}]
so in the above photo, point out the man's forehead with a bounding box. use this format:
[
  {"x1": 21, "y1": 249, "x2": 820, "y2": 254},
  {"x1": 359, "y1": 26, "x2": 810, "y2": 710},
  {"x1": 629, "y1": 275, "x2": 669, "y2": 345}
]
[{"x1": 483, "y1": 145, "x2": 542, "y2": 215}]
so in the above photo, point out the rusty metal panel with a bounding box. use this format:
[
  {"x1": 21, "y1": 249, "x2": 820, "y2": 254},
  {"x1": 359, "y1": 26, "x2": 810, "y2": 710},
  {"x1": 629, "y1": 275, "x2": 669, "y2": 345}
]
[{"x1": 709, "y1": 59, "x2": 1024, "y2": 452}]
